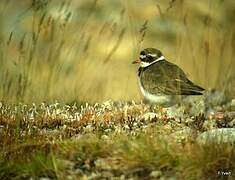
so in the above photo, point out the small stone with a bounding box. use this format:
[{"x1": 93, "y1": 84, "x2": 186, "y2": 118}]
[
  {"x1": 150, "y1": 170, "x2": 162, "y2": 178},
  {"x1": 197, "y1": 128, "x2": 235, "y2": 144},
  {"x1": 101, "y1": 135, "x2": 109, "y2": 140}
]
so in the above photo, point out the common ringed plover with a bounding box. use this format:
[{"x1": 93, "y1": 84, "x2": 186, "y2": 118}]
[{"x1": 132, "y1": 48, "x2": 205, "y2": 106}]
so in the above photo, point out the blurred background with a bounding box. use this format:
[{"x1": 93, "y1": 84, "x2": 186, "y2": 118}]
[{"x1": 0, "y1": 0, "x2": 234, "y2": 103}]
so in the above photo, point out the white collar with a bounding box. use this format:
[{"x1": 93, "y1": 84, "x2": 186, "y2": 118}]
[{"x1": 140, "y1": 56, "x2": 165, "y2": 68}]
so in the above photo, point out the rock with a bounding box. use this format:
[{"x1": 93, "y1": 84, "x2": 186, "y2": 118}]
[
  {"x1": 101, "y1": 135, "x2": 109, "y2": 140},
  {"x1": 197, "y1": 128, "x2": 235, "y2": 144},
  {"x1": 150, "y1": 170, "x2": 162, "y2": 178}
]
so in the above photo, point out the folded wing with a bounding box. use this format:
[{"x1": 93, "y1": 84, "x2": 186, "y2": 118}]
[{"x1": 140, "y1": 60, "x2": 205, "y2": 95}]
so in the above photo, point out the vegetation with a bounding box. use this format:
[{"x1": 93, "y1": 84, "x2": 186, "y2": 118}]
[
  {"x1": 0, "y1": 0, "x2": 234, "y2": 179},
  {"x1": 0, "y1": 101, "x2": 234, "y2": 179}
]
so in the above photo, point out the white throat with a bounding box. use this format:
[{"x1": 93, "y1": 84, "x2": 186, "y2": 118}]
[{"x1": 140, "y1": 56, "x2": 165, "y2": 68}]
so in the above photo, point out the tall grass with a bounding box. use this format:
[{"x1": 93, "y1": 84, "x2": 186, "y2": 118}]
[{"x1": 0, "y1": 0, "x2": 234, "y2": 103}]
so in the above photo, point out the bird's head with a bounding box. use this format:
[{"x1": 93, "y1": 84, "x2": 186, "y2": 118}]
[{"x1": 132, "y1": 48, "x2": 165, "y2": 67}]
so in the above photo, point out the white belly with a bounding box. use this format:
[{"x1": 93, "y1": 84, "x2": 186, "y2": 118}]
[{"x1": 138, "y1": 79, "x2": 172, "y2": 104}]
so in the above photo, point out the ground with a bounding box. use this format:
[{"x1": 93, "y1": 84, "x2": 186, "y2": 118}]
[{"x1": 0, "y1": 98, "x2": 234, "y2": 179}]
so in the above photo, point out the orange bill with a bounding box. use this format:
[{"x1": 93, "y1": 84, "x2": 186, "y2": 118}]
[{"x1": 132, "y1": 59, "x2": 141, "y2": 64}]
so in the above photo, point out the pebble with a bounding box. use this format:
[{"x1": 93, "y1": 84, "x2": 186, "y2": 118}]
[
  {"x1": 150, "y1": 170, "x2": 162, "y2": 178},
  {"x1": 101, "y1": 135, "x2": 109, "y2": 140},
  {"x1": 197, "y1": 128, "x2": 235, "y2": 144}
]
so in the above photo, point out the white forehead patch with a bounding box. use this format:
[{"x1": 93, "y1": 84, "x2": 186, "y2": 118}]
[{"x1": 140, "y1": 54, "x2": 146, "y2": 59}]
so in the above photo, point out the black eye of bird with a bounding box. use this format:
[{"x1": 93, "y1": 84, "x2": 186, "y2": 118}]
[{"x1": 140, "y1": 51, "x2": 147, "y2": 60}]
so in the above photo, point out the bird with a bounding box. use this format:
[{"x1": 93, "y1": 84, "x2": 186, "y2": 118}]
[{"x1": 132, "y1": 48, "x2": 205, "y2": 106}]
